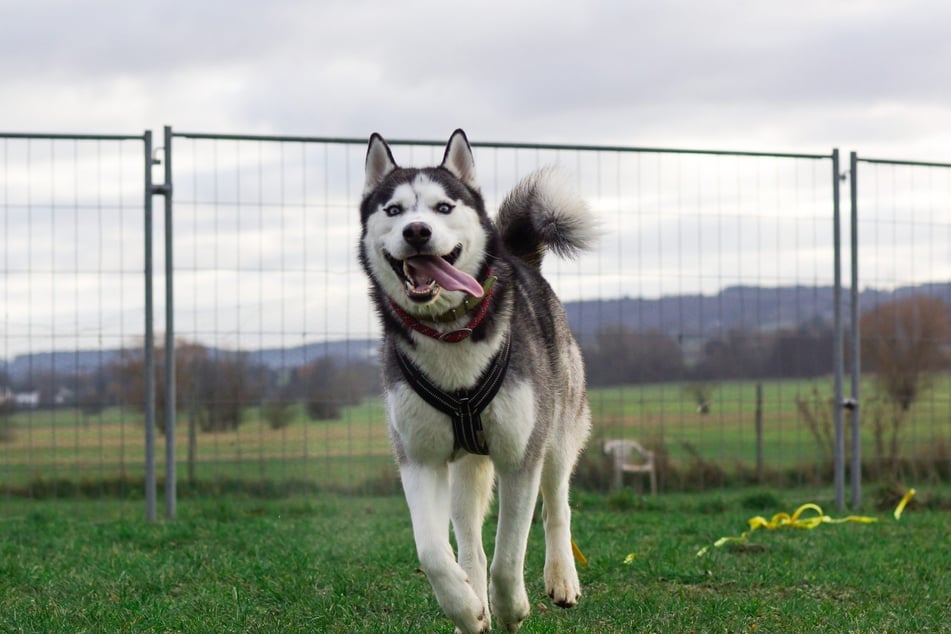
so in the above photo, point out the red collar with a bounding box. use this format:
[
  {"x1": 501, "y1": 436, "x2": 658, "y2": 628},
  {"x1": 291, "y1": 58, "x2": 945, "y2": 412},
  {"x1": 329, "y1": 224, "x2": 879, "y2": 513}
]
[{"x1": 389, "y1": 271, "x2": 497, "y2": 343}]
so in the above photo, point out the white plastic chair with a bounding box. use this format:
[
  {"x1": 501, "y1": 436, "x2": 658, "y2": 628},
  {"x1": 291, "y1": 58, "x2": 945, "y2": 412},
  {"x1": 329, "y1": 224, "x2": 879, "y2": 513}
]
[{"x1": 603, "y1": 439, "x2": 658, "y2": 495}]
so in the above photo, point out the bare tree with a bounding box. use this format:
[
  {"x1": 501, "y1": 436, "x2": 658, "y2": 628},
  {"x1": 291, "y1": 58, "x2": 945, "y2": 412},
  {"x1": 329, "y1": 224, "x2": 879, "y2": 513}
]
[
  {"x1": 860, "y1": 295, "x2": 951, "y2": 473},
  {"x1": 861, "y1": 295, "x2": 951, "y2": 411},
  {"x1": 585, "y1": 326, "x2": 686, "y2": 386},
  {"x1": 0, "y1": 399, "x2": 15, "y2": 442},
  {"x1": 109, "y1": 340, "x2": 261, "y2": 483},
  {"x1": 0, "y1": 371, "x2": 14, "y2": 442},
  {"x1": 110, "y1": 340, "x2": 208, "y2": 435},
  {"x1": 684, "y1": 381, "x2": 717, "y2": 414},
  {"x1": 198, "y1": 351, "x2": 260, "y2": 432},
  {"x1": 794, "y1": 386, "x2": 836, "y2": 462}
]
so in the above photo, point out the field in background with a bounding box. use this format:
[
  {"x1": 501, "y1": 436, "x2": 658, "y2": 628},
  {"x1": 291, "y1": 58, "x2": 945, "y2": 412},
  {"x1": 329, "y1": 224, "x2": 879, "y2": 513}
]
[
  {"x1": 0, "y1": 488, "x2": 947, "y2": 633},
  {"x1": 3, "y1": 375, "x2": 949, "y2": 496}
]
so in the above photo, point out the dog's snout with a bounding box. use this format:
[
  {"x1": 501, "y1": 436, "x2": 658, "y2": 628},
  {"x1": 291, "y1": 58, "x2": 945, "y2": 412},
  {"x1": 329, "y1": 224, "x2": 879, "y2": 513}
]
[{"x1": 402, "y1": 222, "x2": 432, "y2": 249}]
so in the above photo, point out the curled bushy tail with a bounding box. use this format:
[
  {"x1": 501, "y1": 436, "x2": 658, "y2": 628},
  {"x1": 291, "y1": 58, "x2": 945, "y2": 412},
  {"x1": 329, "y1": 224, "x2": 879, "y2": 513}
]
[{"x1": 496, "y1": 166, "x2": 599, "y2": 270}]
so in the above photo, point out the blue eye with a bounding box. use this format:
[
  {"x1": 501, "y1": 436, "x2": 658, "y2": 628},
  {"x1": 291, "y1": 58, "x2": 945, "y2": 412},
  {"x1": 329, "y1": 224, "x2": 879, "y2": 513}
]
[
  {"x1": 435, "y1": 202, "x2": 454, "y2": 214},
  {"x1": 384, "y1": 204, "x2": 403, "y2": 217}
]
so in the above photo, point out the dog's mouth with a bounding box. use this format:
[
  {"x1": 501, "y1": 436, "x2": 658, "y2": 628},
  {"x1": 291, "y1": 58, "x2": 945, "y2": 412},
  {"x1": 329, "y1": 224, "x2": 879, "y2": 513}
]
[{"x1": 384, "y1": 245, "x2": 484, "y2": 304}]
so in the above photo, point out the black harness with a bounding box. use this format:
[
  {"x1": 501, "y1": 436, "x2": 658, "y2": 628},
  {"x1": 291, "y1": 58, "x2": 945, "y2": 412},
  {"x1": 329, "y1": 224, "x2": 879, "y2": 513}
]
[{"x1": 394, "y1": 336, "x2": 511, "y2": 455}]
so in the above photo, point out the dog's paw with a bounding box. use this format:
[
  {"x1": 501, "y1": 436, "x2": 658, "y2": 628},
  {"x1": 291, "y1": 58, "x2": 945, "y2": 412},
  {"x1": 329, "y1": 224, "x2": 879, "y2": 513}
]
[
  {"x1": 453, "y1": 605, "x2": 490, "y2": 634},
  {"x1": 544, "y1": 559, "x2": 581, "y2": 608},
  {"x1": 491, "y1": 591, "x2": 529, "y2": 632}
]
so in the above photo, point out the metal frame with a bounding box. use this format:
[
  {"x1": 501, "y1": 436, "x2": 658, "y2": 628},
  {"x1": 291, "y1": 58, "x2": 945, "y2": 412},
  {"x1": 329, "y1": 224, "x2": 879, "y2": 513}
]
[
  {"x1": 142, "y1": 127, "x2": 176, "y2": 520},
  {"x1": 172, "y1": 129, "x2": 829, "y2": 160},
  {"x1": 845, "y1": 152, "x2": 951, "y2": 509},
  {"x1": 849, "y1": 152, "x2": 861, "y2": 509},
  {"x1": 166, "y1": 128, "x2": 839, "y2": 509},
  {"x1": 161, "y1": 126, "x2": 176, "y2": 520},
  {"x1": 143, "y1": 131, "x2": 157, "y2": 521},
  {"x1": 831, "y1": 149, "x2": 847, "y2": 510},
  {"x1": 0, "y1": 131, "x2": 161, "y2": 519},
  {"x1": 21, "y1": 128, "x2": 939, "y2": 517}
]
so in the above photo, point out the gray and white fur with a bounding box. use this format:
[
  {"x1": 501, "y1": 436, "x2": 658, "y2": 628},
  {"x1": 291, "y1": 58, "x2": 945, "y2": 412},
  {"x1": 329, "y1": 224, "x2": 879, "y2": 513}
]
[{"x1": 358, "y1": 129, "x2": 596, "y2": 633}]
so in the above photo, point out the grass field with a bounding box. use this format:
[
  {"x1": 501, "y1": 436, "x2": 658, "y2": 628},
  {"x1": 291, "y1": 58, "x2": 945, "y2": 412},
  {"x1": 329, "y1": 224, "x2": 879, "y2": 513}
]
[
  {"x1": 2, "y1": 375, "x2": 949, "y2": 494},
  {"x1": 0, "y1": 487, "x2": 947, "y2": 632}
]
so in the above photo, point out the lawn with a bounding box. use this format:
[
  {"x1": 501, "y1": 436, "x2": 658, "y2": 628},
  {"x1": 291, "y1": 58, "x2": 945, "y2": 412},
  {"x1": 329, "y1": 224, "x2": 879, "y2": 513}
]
[{"x1": 0, "y1": 487, "x2": 947, "y2": 632}]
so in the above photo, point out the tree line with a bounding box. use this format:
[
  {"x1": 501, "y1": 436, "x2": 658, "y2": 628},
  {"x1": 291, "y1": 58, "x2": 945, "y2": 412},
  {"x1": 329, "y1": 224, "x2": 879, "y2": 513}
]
[
  {"x1": 2, "y1": 294, "x2": 948, "y2": 434},
  {"x1": 0, "y1": 343, "x2": 379, "y2": 433},
  {"x1": 583, "y1": 322, "x2": 837, "y2": 387},
  {"x1": 584, "y1": 294, "x2": 950, "y2": 389}
]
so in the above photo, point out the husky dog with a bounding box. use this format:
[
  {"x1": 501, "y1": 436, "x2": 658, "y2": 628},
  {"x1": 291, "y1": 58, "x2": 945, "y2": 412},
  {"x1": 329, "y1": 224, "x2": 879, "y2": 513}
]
[{"x1": 359, "y1": 130, "x2": 596, "y2": 633}]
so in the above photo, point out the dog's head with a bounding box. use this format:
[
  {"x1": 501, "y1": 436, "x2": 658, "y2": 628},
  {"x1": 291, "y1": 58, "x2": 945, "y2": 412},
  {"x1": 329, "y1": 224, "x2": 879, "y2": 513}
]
[{"x1": 359, "y1": 130, "x2": 494, "y2": 317}]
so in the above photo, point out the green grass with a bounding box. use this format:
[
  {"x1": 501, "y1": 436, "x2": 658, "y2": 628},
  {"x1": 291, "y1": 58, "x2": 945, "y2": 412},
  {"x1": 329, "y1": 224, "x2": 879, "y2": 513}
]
[{"x1": 0, "y1": 488, "x2": 947, "y2": 632}]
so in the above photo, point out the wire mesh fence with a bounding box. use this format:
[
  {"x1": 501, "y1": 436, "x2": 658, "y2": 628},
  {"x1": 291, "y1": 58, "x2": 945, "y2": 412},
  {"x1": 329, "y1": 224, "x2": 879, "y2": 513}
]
[
  {"x1": 1, "y1": 133, "x2": 147, "y2": 510},
  {"x1": 1, "y1": 129, "x2": 949, "y2": 513},
  {"x1": 852, "y1": 156, "x2": 951, "y2": 485}
]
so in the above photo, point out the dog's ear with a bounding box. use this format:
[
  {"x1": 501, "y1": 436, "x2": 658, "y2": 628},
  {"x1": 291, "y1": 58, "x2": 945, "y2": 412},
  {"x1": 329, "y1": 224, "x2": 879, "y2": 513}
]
[
  {"x1": 364, "y1": 133, "x2": 398, "y2": 195},
  {"x1": 440, "y1": 129, "x2": 478, "y2": 190}
]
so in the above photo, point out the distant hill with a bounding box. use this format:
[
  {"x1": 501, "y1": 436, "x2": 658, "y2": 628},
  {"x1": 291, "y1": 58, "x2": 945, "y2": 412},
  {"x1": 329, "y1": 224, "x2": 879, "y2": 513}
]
[
  {"x1": 242, "y1": 339, "x2": 378, "y2": 368},
  {"x1": 564, "y1": 282, "x2": 951, "y2": 345},
  {"x1": 2, "y1": 339, "x2": 378, "y2": 383},
  {"x1": 2, "y1": 349, "x2": 125, "y2": 383},
  {"x1": 3, "y1": 282, "x2": 949, "y2": 383}
]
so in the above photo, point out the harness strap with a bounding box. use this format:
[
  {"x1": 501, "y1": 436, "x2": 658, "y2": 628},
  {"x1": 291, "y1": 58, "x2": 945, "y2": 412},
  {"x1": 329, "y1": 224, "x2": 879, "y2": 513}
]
[{"x1": 395, "y1": 337, "x2": 511, "y2": 455}]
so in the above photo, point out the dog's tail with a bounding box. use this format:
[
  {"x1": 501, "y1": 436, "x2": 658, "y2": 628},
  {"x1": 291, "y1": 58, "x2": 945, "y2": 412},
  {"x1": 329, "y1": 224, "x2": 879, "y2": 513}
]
[{"x1": 496, "y1": 166, "x2": 599, "y2": 270}]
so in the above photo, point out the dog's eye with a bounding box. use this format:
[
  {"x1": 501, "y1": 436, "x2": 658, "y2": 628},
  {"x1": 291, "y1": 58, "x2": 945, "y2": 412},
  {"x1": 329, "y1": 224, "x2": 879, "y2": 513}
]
[
  {"x1": 435, "y1": 202, "x2": 454, "y2": 214},
  {"x1": 384, "y1": 204, "x2": 403, "y2": 217}
]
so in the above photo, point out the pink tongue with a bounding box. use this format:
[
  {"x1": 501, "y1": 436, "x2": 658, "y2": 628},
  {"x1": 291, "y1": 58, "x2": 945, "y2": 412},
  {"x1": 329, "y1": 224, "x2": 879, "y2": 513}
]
[{"x1": 406, "y1": 256, "x2": 484, "y2": 297}]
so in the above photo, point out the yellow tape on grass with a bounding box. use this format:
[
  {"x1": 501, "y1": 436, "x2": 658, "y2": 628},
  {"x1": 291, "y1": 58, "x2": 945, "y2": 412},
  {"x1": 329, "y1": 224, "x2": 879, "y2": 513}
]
[
  {"x1": 571, "y1": 538, "x2": 588, "y2": 567},
  {"x1": 696, "y1": 489, "x2": 916, "y2": 557}
]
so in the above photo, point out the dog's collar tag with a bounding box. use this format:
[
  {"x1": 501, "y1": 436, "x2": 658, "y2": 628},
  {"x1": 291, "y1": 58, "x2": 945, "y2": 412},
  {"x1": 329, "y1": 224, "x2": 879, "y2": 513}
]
[
  {"x1": 439, "y1": 328, "x2": 473, "y2": 342},
  {"x1": 428, "y1": 276, "x2": 497, "y2": 324}
]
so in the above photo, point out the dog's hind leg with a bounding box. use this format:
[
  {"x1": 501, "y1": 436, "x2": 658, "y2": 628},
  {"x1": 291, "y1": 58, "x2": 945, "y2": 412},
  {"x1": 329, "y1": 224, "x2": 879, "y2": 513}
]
[
  {"x1": 451, "y1": 454, "x2": 494, "y2": 619},
  {"x1": 540, "y1": 410, "x2": 589, "y2": 608},
  {"x1": 490, "y1": 461, "x2": 543, "y2": 632},
  {"x1": 401, "y1": 463, "x2": 489, "y2": 634}
]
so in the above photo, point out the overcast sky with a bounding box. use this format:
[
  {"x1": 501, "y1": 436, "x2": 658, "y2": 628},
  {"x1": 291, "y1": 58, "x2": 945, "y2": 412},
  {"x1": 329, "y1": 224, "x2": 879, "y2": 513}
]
[
  {"x1": 3, "y1": 0, "x2": 951, "y2": 160},
  {"x1": 3, "y1": 0, "x2": 951, "y2": 361}
]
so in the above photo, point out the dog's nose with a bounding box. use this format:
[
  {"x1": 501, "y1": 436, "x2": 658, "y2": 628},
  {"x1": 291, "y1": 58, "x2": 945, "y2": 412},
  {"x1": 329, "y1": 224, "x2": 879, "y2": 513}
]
[{"x1": 402, "y1": 222, "x2": 432, "y2": 250}]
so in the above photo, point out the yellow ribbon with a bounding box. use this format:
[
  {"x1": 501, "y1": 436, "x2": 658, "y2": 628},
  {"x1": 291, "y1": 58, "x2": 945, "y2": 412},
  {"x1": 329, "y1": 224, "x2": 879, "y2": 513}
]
[
  {"x1": 571, "y1": 538, "x2": 588, "y2": 567},
  {"x1": 696, "y1": 489, "x2": 916, "y2": 557},
  {"x1": 894, "y1": 488, "x2": 916, "y2": 520}
]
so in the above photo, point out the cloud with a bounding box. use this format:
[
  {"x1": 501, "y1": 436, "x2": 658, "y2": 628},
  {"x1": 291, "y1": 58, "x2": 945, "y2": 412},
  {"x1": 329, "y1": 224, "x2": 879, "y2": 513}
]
[
  {"x1": 3, "y1": 0, "x2": 951, "y2": 159},
  {"x1": 3, "y1": 0, "x2": 951, "y2": 361}
]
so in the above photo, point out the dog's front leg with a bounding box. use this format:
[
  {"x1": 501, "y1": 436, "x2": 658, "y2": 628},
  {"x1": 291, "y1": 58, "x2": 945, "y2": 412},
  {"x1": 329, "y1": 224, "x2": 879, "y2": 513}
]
[
  {"x1": 401, "y1": 462, "x2": 489, "y2": 634},
  {"x1": 490, "y1": 462, "x2": 543, "y2": 632},
  {"x1": 450, "y1": 454, "x2": 494, "y2": 614}
]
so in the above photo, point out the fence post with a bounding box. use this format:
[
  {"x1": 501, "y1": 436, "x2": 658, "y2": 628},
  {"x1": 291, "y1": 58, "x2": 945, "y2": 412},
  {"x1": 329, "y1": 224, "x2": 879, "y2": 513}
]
[
  {"x1": 755, "y1": 382, "x2": 763, "y2": 484},
  {"x1": 163, "y1": 125, "x2": 177, "y2": 520},
  {"x1": 832, "y1": 148, "x2": 846, "y2": 511},
  {"x1": 144, "y1": 130, "x2": 157, "y2": 522},
  {"x1": 849, "y1": 151, "x2": 861, "y2": 509}
]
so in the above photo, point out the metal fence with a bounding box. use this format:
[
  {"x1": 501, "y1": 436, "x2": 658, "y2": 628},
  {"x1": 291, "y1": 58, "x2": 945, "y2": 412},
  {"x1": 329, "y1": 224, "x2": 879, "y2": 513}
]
[
  {"x1": 0, "y1": 132, "x2": 151, "y2": 517},
  {"x1": 1, "y1": 128, "x2": 949, "y2": 518}
]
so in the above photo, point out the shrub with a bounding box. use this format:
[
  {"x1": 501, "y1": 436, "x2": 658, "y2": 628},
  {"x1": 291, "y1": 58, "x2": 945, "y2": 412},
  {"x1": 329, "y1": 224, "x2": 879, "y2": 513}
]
[
  {"x1": 0, "y1": 400, "x2": 15, "y2": 442},
  {"x1": 262, "y1": 399, "x2": 296, "y2": 430}
]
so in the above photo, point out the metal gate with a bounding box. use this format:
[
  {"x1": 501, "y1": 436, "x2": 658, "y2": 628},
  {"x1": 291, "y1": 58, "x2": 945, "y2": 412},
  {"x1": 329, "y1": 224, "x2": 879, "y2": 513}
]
[
  {"x1": 5, "y1": 126, "x2": 951, "y2": 520},
  {"x1": 159, "y1": 128, "x2": 848, "y2": 516}
]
